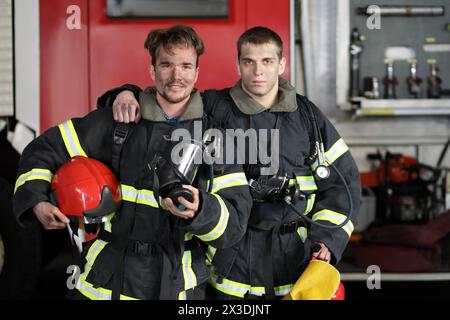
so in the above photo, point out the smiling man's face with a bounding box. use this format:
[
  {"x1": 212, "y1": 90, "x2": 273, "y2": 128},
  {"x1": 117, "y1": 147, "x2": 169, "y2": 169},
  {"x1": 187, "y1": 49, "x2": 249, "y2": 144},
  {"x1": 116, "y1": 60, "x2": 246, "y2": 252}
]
[{"x1": 151, "y1": 45, "x2": 199, "y2": 105}]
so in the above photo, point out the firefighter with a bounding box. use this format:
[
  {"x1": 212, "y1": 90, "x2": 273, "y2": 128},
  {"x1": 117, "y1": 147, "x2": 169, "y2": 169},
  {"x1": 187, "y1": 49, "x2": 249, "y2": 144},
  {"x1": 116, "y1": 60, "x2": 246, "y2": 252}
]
[
  {"x1": 13, "y1": 25, "x2": 252, "y2": 300},
  {"x1": 99, "y1": 26, "x2": 361, "y2": 300}
]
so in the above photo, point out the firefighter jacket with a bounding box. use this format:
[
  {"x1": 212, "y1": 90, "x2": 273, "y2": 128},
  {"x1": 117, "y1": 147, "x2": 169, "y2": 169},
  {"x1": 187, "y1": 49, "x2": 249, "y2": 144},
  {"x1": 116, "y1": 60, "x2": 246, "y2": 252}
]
[
  {"x1": 96, "y1": 78, "x2": 361, "y2": 299},
  {"x1": 13, "y1": 88, "x2": 252, "y2": 300},
  {"x1": 200, "y1": 78, "x2": 361, "y2": 299}
]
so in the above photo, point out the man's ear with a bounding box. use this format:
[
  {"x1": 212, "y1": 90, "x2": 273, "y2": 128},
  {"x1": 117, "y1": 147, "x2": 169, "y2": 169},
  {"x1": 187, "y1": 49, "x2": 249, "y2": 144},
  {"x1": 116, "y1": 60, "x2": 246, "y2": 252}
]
[
  {"x1": 278, "y1": 57, "x2": 286, "y2": 75},
  {"x1": 150, "y1": 64, "x2": 156, "y2": 81},
  {"x1": 194, "y1": 66, "x2": 199, "y2": 83},
  {"x1": 236, "y1": 60, "x2": 242, "y2": 77}
]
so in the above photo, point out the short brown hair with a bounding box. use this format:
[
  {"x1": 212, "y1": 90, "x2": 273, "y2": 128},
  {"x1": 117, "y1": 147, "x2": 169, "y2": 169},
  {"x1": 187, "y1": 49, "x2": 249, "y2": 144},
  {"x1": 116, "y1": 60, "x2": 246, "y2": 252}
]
[
  {"x1": 144, "y1": 25, "x2": 205, "y2": 67},
  {"x1": 237, "y1": 26, "x2": 283, "y2": 60}
]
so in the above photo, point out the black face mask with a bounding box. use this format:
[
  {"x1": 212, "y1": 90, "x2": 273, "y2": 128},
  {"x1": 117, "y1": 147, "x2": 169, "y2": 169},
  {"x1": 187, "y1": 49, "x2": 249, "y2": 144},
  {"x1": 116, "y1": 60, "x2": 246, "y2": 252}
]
[{"x1": 150, "y1": 131, "x2": 217, "y2": 210}]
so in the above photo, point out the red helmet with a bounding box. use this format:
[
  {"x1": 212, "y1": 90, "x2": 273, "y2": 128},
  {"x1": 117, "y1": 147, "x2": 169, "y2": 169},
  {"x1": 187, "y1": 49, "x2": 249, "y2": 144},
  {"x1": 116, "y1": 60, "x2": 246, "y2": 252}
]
[
  {"x1": 331, "y1": 282, "x2": 345, "y2": 300},
  {"x1": 50, "y1": 156, "x2": 121, "y2": 224}
]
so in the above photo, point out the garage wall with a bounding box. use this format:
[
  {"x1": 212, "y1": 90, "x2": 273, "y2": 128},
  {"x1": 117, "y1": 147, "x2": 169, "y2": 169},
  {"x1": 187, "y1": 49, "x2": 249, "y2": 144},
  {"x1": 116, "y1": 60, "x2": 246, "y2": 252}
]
[
  {"x1": 14, "y1": 0, "x2": 40, "y2": 133},
  {"x1": 300, "y1": 0, "x2": 450, "y2": 171},
  {"x1": 0, "y1": 0, "x2": 13, "y2": 117}
]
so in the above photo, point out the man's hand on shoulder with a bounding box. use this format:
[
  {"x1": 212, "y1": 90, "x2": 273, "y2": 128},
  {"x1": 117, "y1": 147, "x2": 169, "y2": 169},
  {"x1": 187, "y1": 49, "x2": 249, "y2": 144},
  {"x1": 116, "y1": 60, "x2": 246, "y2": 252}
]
[{"x1": 113, "y1": 90, "x2": 141, "y2": 123}]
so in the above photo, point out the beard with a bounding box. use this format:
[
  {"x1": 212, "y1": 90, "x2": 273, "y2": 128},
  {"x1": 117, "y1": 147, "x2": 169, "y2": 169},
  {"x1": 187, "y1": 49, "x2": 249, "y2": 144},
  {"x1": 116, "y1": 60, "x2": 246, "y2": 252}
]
[{"x1": 157, "y1": 81, "x2": 191, "y2": 103}]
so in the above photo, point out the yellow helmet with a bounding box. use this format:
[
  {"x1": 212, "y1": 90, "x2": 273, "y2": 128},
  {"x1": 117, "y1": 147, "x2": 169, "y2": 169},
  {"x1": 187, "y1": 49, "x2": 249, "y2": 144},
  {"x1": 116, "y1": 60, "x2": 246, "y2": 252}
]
[{"x1": 283, "y1": 259, "x2": 344, "y2": 300}]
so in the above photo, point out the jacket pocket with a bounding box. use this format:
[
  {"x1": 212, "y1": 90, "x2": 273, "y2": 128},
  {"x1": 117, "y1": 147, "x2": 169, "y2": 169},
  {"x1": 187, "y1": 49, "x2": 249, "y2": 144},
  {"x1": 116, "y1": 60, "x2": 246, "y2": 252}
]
[
  {"x1": 210, "y1": 242, "x2": 241, "y2": 279},
  {"x1": 83, "y1": 240, "x2": 117, "y2": 288},
  {"x1": 275, "y1": 232, "x2": 308, "y2": 284}
]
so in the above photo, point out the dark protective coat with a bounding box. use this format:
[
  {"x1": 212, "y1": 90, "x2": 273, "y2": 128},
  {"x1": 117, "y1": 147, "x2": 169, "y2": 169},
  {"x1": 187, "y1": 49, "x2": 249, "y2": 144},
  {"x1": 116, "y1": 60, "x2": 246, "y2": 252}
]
[
  {"x1": 96, "y1": 78, "x2": 361, "y2": 299},
  {"x1": 13, "y1": 89, "x2": 252, "y2": 300}
]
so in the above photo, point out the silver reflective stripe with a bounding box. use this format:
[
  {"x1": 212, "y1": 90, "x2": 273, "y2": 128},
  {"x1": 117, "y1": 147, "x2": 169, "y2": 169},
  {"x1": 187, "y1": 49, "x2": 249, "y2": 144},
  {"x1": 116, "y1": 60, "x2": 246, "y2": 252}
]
[
  {"x1": 305, "y1": 194, "x2": 316, "y2": 214},
  {"x1": 195, "y1": 194, "x2": 229, "y2": 242},
  {"x1": 206, "y1": 245, "x2": 217, "y2": 263},
  {"x1": 85, "y1": 239, "x2": 107, "y2": 267},
  {"x1": 210, "y1": 274, "x2": 249, "y2": 297},
  {"x1": 14, "y1": 168, "x2": 53, "y2": 193},
  {"x1": 78, "y1": 271, "x2": 138, "y2": 300},
  {"x1": 77, "y1": 240, "x2": 111, "y2": 300},
  {"x1": 208, "y1": 172, "x2": 248, "y2": 194},
  {"x1": 296, "y1": 176, "x2": 317, "y2": 191},
  {"x1": 312, "y1": 209, "x2": 354, "y2": 236},
  {"x1": 136, "y1": 189, "x2": 158, "y2": 207},
  {"x1": 311, "y1": 138, "x2": 349, "y2": 169},
  {"x1": 297, "y1": 227, "x2": 308, "y2": 243},
  {"x1": 325, "y1": 138, "x2": 349, "y2": 164},
  {"x1": 103, "y1": 213, "x2": 115, "y2": 232},
  {"x1": 121, "y1": 185, "x2": 159, "y2": 208},
  {"x1": 182, "y1": 251, "x2": 197, "y2": 290},
  {"x1": 58, "y1": 120, "x2": 87, "y2": 158},
  {"x1": 121, "y1": 185, "x2": 138, "y2": 201},
  {"x1": 276, "y1": 285, "x2": 294, "y2": 296},
  {"x1": 77, "y1": 274, "x2": 111, "y2": 300},
  {"x1": 77, "y1": 240, "x2": 138, "y2": 300},
  {"x1": 209, "y1": 273, "x2": 293, "y2": 298},
  {"x1": 184, "y1": 232, "x2": 194, "y2": 241},
  {"x1": 178, "y1": 291, "x2": 187, "y2": 300}
]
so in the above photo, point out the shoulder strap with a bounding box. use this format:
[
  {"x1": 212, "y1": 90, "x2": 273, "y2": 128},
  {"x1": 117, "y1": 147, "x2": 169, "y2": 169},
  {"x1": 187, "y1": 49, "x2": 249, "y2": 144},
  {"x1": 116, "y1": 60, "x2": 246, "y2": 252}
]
[
  {"x1": 203, "y1": 89, "x2": 231, "y2": 129},
  {"x1": 296, "y1": 95, "x2": 316, "y2": 161},
  {"x1": 111, "y1": 122, "x2": 134, "y2": 175}
]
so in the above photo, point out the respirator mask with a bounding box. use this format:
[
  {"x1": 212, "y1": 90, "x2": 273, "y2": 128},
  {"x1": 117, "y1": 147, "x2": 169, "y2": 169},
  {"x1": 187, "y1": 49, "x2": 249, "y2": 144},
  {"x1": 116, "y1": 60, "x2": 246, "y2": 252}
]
[{"x1": 150, "y1": 131, "x2": 217, "y2": 210}]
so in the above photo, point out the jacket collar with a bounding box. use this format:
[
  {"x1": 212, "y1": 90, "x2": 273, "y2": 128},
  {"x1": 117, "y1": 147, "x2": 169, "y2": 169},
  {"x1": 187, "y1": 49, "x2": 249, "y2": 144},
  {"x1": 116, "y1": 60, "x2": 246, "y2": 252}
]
[
  {"x1": 139, "y1": 87, "x2": 204, "y2": 122},
  {"x1": 229, "y1": 77, "x2": 298, "y2": 115}
]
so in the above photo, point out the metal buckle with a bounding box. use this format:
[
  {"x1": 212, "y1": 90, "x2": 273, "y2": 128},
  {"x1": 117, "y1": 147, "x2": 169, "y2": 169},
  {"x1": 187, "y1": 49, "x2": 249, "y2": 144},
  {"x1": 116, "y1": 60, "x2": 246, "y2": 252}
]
[{"x1": 113, "y1": 125, "x2": 128, "y2": 145}]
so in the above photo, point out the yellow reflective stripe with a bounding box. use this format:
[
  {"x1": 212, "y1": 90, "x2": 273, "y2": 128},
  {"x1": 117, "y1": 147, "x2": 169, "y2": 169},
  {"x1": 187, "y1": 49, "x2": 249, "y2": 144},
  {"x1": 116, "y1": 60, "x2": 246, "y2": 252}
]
[
  {"x1": 277, "y1": 284, "x2": 294, "y2": 295},
  {"x1": 14, "y1": 169, "x2": 53, "y2": 193},
  {"x1": 195, "y1": 194, "x2": 229, "y2": 242},
  {"x1": 178, "y1": 291, "x2": 187, "y2": 300},
  {"x1": 58, "y1": 120, "x2": 87, "y2": 158},
  {"x1": 184, "y1": 232, "x2": 194, "y2": 241},
  {"x1": 103, "y1": 213, "x2": 115, "y2": 232},
  {"x1": 77, "y1": 239, "x2": 138, "y2": 300},
  {"x1": 78, "y1": 274, "x2": 138, "y2": 300},
  {"x1": 312, "y1": 138, "x2": 349, "y2": 169},
  {"x1": 205, "y1": 245, "x2": 217, "y2": 264},
  {"x1": 182, "y1": 251, "x2": 197, "y2": 291},
  {"x1": 305, "y1": 194, "x2": 316, "y2": 214},
  {"x1": 312, "y1": 209, "x2": 354, "y2": 236},
  {"x1": 296, "y1": 176, "x2": 317, "y2": 191},
  {"x1": 136, "y1": 189, "x2": 159, "y2": 207},
  {"x1": 209, "y1": 274, "x2": 256, "y2": 298},
  {"x1": 325, "y1": 138, "x2": 349, "y2": 164},
  {"x1": 84, "y1": 239, "x2": 107, "y2": 268},
  {"x1": 209, "y1": 273, "x2": 293, "y2": 298},
  {"x1": 207, "y1": 172, "x2": 248, "y2": 194},
  {"x1": 120, "y1": 184, "x2": 159, "y2": 208},
  {"x1": 297, "y1": 226, "x2": 308, "y2": 243}
]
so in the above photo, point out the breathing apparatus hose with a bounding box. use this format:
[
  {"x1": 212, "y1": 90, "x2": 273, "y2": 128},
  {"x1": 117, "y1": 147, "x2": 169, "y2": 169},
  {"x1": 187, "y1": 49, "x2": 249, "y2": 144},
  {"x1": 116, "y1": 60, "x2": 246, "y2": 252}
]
[{"x1": 285, "y1": 161, "x2": 353, "y2": 229}]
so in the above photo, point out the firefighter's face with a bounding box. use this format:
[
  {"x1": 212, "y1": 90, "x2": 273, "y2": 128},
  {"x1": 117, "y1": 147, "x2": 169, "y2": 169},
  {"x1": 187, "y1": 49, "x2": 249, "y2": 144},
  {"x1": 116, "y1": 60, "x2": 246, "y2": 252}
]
[
  {"x1": 238, "y1": 42, "x2": 286, "y2": 99},
  {"x1": 150, "y1": 45, "x2": 199, "y2": 104}
]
